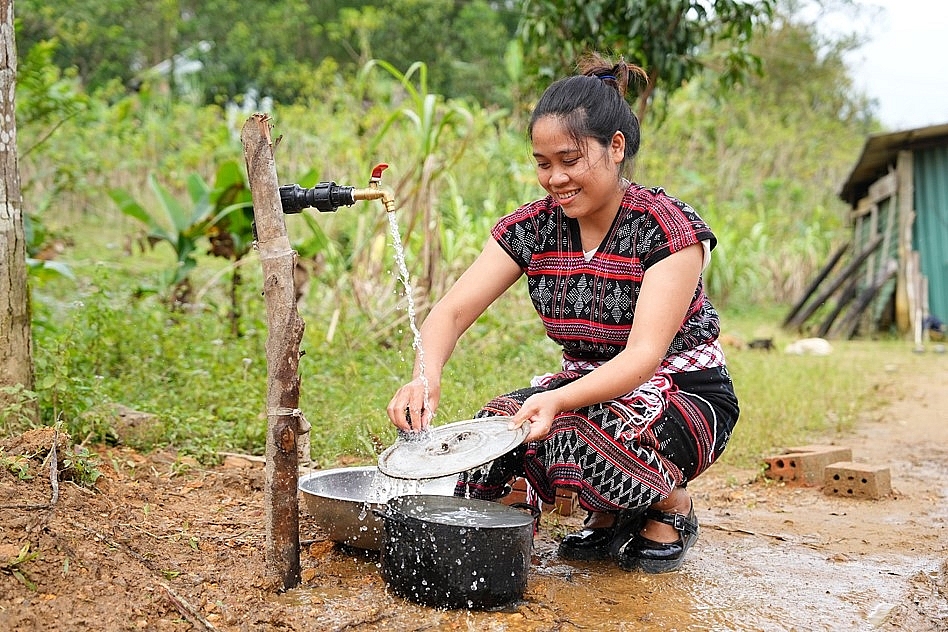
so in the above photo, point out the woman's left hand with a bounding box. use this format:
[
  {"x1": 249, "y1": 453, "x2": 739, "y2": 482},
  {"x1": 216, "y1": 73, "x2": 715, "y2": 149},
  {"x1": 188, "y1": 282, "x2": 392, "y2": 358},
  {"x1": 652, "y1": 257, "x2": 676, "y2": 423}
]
[{"x1": 508, "y1": 390, "x2": 564, "y2": 443}]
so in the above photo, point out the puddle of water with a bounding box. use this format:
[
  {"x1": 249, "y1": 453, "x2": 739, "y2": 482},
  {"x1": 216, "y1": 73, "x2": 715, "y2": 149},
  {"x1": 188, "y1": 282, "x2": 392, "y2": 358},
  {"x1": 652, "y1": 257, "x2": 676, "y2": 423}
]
[
  {"x1": 668, "y1": 540, "x2": 935, "y2": 631},
  {"x1": 284, "y1": 532, "x2": 942, "y2": 631}
]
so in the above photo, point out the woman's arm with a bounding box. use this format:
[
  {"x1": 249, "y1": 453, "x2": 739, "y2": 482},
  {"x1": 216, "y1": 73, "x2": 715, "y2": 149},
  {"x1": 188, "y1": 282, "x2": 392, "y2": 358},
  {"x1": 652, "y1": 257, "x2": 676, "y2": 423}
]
[
  {"x1": 509, "y1": 242, "x2": 705, "y2": 441},
  {"x1": 387, "y1": 238, "x2": 523, "y2": 431}
]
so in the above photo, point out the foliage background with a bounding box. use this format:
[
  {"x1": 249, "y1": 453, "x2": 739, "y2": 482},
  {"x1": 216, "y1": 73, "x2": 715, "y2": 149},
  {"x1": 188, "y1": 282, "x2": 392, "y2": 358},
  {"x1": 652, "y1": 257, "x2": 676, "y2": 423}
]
[{"x1": 8, "y1": 0, "x2": 894, "y2": 469}]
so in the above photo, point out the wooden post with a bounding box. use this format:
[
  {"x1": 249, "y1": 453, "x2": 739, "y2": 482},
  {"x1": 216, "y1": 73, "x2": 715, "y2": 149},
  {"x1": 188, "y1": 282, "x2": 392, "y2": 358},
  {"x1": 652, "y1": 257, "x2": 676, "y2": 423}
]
[
  {"x1": 894, "y1": 150, "x2": 914, "y2": 334},
  {"x1": 240, "y1": 113, "x2": 302, "y2": 591}
]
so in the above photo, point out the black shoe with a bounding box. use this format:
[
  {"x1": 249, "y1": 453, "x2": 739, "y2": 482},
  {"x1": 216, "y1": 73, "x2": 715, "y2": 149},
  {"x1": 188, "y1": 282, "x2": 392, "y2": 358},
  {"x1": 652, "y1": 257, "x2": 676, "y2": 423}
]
[
  {"x1": 558, "y1": 509, "x2": 646, "y2": 561},
  {"x1": 607, "y1": 507, "x2": 647, "y2": 559},
  {"x1": 557, "y1": 526, "x2": 615, "y2": 560},
  {"x1": 615, "y1": 503, "x2": 699, "y2": 574}
]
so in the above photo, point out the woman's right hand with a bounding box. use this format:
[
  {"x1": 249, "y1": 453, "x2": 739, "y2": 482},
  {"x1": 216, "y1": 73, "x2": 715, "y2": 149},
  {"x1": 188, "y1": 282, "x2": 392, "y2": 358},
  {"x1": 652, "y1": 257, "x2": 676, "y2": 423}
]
[{"x1": 387, "y1": 377, "x2": 440, "y2": 433}]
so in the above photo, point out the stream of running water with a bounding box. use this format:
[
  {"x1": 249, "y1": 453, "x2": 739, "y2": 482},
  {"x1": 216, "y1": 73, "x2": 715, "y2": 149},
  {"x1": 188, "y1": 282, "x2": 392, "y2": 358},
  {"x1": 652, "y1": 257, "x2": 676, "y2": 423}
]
[
  {"x1": 386, "y1": 212, "x2": 431, "y2": 429},
  {"x1": 363, "y1": 213, "x2": 438, "y2": 505}
]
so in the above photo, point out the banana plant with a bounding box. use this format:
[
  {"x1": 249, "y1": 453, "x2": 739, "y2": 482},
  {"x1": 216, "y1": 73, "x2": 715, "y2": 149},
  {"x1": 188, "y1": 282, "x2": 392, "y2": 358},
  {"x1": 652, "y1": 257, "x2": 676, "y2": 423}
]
[{"x1": 109, "y1": 160, "x2": 252, "y2": 313}]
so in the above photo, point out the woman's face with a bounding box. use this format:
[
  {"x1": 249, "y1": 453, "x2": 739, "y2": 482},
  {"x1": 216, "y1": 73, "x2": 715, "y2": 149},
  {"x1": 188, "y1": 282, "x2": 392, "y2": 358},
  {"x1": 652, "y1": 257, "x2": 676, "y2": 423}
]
[{"x1": 531, "y1": 115, "x2": 625, "y2": 222}]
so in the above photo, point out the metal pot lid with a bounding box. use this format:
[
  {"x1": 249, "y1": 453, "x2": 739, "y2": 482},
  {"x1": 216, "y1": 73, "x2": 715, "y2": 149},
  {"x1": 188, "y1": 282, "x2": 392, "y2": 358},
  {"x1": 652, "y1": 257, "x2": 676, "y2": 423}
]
[{"x1": 377, "y1": 416, "x2": 527, "y2": 479}]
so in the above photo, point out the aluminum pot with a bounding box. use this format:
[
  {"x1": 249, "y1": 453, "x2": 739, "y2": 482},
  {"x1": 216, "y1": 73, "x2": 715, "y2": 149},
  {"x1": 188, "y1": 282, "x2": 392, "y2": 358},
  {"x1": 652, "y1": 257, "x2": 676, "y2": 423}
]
[
  {"x1": 298, "y1": 466, "x2": 456, "y2": 550},
  {"x1": 375, "y1": 495, "x2": 539, "y2": 610}
]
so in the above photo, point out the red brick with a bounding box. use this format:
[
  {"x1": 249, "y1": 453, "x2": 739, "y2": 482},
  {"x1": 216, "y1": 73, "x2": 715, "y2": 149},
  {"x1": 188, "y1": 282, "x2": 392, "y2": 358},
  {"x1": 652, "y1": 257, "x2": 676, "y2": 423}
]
[
  {"x1": 823, "y1": 462, "x2": 891, "y2": 499},
  {"x1": 546, "y1": 489, "x2": 579, "y2": 516},
  {"x1": 764, "y1": 445, "x2": 853, "y2": 485},
  {"x1": 499, "y1": 477, "x2": 529, "y2": 508},
  {"x1": 500, "y1": 478, "x2": 580, "y2": 516}
]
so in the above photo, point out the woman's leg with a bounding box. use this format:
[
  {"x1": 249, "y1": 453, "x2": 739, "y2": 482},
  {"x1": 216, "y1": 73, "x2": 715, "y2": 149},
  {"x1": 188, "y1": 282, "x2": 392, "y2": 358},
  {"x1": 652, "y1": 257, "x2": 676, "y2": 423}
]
[{"x1": 639, "y1": 487, "x2": 692, "y2": 542}]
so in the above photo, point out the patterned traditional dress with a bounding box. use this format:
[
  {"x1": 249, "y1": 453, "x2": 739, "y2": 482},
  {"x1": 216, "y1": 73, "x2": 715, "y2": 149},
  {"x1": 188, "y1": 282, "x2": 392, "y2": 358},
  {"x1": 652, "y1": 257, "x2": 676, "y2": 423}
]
[{"x1": 459, "y1": 183, "x2": 740, "y2": 512}]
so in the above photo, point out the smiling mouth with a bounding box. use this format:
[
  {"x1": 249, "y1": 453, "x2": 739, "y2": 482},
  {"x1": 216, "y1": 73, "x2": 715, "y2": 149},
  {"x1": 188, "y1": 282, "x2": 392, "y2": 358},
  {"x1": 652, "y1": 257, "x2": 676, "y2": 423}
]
[{"x1": 556, "y1": 190, "x2": 580, "y2": 202}]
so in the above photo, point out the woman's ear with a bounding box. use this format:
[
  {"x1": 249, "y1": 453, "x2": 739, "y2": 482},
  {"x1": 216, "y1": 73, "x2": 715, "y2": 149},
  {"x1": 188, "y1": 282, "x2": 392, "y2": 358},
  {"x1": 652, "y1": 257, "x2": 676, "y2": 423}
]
[{"x1": 610, "y1": 131, "x2": 626, "y2": 165}]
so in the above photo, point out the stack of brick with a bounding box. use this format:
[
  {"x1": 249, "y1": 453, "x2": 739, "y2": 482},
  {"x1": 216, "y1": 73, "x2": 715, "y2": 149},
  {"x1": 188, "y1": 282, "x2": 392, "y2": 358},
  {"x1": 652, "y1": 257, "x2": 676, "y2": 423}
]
[
  {"x1": 763, "y1": 444, "x2": 892, "y2": 499},
  {"x1": 763, "y1": 444, "x2": 853, "y2": 485}
]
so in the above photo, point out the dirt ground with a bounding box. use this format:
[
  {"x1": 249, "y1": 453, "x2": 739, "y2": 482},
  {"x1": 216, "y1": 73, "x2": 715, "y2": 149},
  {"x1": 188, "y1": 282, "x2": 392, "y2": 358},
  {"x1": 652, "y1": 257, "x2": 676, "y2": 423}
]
[{"x1": 1, "y1": 349, "x2": 946, "y2": 631}]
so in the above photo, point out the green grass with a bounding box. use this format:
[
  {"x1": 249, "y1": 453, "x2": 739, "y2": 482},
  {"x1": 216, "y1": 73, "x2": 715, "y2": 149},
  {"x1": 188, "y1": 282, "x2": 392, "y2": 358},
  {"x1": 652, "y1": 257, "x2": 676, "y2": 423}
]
[{"x1": 12, "y1": 230, "x2": 922, "y2": 474}]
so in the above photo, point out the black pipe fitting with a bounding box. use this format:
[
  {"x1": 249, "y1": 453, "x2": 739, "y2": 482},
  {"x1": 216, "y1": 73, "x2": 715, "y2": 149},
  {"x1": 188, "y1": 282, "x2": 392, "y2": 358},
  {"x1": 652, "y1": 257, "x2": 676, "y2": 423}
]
[{"x1": 279, "y1": 182, "x2": 356, "y2": 213}]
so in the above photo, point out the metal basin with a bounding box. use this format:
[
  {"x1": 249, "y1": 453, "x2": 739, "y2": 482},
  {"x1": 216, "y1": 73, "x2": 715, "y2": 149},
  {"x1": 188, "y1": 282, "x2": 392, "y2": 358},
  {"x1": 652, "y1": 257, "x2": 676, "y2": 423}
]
[{"x1": 298, "y1": 466, "x2": 457, "y2": 550}]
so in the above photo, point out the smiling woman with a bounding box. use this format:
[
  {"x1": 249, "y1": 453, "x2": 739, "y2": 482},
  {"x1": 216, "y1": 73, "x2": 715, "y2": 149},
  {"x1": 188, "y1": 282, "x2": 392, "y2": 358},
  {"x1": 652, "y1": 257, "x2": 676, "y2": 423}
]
[
  {"x1": 386, "y1": 52, "x2": 739, "y2": 576},
  {"x1": 529, "y1": 116, "x2": 627, "y2": 247}
]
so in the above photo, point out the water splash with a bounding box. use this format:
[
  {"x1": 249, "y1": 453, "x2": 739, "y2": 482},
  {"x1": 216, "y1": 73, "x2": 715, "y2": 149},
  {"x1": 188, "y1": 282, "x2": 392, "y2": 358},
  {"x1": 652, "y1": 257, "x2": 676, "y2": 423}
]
[
  {"x1": 387, "y1": 212, "x2": 431, "y2": 425},
  {"x1": 367, "y1": 469, "x2": 423, "y2": 504},
  {"x1": 459, "y1": 461, "x2": 495, "y2": 499}
]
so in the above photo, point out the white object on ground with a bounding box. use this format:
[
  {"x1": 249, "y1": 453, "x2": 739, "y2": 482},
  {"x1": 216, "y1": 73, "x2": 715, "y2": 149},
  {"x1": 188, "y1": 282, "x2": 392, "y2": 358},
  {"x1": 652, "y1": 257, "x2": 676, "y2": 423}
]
[{"x1": 784, "y1": 337, "x2": 833, "y2": 356}]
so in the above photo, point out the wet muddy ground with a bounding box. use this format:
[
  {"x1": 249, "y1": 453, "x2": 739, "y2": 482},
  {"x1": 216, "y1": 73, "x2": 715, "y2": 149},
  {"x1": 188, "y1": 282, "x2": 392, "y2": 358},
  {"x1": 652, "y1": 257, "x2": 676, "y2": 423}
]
[{"x1": 1, "y1": 351, "x2": 946, "y2": 631}]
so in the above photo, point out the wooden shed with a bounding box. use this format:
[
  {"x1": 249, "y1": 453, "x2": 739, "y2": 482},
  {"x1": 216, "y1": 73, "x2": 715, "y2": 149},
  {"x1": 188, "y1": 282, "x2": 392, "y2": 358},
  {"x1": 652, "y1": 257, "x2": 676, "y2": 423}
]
[{"x1": 784, "y1": 123, "x2": 948, "y2": 341}]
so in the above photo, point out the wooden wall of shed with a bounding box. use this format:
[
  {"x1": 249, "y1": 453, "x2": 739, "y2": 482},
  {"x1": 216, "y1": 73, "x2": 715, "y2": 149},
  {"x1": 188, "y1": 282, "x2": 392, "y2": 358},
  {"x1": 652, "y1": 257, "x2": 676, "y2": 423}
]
[
  {"x1": 846, "y1": 149, "x2": 926, "y2": 339},
  {"x1": 788, "y1": 150, "x2": 919, "y2": 339},
  {"x1": 786, "y1": 142, "x2": 942, "y2": 340},
  {"x1": 844, "y1": 166, "x2": 901, "y2": 337}
]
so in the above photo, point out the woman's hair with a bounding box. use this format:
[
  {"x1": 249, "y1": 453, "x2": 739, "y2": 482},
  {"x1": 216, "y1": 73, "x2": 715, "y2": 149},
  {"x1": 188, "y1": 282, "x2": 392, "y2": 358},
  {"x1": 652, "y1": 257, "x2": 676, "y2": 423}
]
[{"x1": 528, "y1": 52, "x2": 648, "y2": 169}]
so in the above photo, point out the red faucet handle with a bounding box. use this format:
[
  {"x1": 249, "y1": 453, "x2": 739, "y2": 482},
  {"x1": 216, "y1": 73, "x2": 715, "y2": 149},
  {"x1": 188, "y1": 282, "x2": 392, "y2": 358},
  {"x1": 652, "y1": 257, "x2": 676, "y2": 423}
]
[{"x1": 370, "y1": 163, "x2": 389, "y2": 181}]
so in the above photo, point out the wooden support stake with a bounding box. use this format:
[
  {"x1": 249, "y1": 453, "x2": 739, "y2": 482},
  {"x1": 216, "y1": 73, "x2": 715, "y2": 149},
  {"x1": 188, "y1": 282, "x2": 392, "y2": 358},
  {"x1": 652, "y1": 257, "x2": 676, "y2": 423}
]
[
  {"x1": 834, "y1": 260, "x2": 898, "y2": 339},
  {"x1": 816, "y1": 272, "x2": 860, "y2": 338},
  {"x1": 782, "y1": 242, "x2": 850, "y2": 329},
  {"x1": 240, "y1": 113, "x2": 302, "y2": 591},
  {"x1": 784, "y1": 234, "x2": 883, "y2": 331}
]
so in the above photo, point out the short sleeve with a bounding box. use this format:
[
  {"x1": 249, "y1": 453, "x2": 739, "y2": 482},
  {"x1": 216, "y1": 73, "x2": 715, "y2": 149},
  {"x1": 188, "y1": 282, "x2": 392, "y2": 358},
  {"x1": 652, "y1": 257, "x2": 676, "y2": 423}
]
[
  {"x1": 639, "y1": 192, "x2": 716, "y2": 268},
  {"x1": 490, "y1": 199, "x2": 548, "y2": 270}
]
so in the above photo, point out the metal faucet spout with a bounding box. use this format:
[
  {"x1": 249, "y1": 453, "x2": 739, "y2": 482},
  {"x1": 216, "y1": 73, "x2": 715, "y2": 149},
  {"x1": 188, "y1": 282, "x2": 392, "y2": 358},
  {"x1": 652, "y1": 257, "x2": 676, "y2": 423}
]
[{"x1": 351, "y1": 187, "x2": 396, "y2": 213}]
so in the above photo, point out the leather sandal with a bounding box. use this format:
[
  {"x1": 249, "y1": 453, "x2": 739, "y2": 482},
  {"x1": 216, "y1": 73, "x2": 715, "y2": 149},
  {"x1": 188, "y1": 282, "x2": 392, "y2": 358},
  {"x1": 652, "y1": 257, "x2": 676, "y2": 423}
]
[{"x1": 615, "y1": 503, "x2": 699, "y2": 573}]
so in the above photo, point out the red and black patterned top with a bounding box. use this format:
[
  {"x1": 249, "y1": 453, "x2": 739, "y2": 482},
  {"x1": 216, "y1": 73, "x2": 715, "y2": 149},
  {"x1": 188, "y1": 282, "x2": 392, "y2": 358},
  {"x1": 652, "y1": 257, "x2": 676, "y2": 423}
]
[{"x1": 491, "y1": 183, "x2": 721, "y2": 365}]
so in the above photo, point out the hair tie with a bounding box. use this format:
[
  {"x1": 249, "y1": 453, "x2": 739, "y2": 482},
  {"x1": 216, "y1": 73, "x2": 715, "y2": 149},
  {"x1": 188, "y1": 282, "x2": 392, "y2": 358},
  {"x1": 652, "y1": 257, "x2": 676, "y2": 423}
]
[{"x1": 598, "y1": 74, "x2": 616, "y2": 81}]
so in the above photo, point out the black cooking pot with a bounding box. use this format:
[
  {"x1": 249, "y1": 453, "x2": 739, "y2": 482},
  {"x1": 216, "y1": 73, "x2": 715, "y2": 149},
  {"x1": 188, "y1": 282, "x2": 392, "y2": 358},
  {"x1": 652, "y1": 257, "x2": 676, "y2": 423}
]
[{"x1": 375, "y1": 495, "x2": 539, "y2": 609}]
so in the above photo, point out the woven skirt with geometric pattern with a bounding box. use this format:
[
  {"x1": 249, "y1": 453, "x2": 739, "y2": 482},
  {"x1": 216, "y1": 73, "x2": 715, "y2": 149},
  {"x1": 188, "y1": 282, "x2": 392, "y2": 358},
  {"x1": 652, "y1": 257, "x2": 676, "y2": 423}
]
[{"x1": 455, "y1": 366, "x2": 739, "y2": 513}]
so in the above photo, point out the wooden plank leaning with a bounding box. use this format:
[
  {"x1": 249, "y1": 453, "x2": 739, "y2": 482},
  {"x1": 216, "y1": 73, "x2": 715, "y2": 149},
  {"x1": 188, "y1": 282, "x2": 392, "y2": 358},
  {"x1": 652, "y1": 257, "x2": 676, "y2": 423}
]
[
  {"x1": 784, "y1": 234, "x2": 883, "y2": 332},
  {"x1": 782, "y1": 242, "x2": 850, "y2": 329}
]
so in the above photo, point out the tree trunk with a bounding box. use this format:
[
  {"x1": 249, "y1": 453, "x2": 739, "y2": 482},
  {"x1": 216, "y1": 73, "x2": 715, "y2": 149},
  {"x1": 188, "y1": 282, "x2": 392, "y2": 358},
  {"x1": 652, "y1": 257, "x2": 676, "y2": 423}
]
[
  {"x1": 0, "y1": 0, "x2": 36, "y2": 417},
  {"x1": 240, "y1": 114, "x2": 302, "y2": 591}
]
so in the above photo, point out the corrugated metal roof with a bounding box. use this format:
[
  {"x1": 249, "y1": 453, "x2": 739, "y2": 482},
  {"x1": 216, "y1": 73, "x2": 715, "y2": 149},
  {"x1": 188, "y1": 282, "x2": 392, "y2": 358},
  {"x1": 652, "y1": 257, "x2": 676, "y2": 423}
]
[{"x1": 839, "y1": 122, "x2": 948, "y2": 205}]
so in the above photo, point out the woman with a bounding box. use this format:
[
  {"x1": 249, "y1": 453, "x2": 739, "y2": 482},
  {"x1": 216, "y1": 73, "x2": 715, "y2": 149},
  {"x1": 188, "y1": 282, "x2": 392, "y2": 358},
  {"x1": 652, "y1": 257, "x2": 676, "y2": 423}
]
[{"x1": 387, "y1": 52, "x2": 739, "y2": 574}]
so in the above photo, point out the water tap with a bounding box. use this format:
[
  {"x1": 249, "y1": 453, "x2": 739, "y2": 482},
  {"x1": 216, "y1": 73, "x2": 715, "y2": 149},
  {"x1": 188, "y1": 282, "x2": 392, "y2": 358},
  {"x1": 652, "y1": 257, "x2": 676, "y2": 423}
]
[{"x1": 279, "y1": 163, "x2": 395, "y2": 214}]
